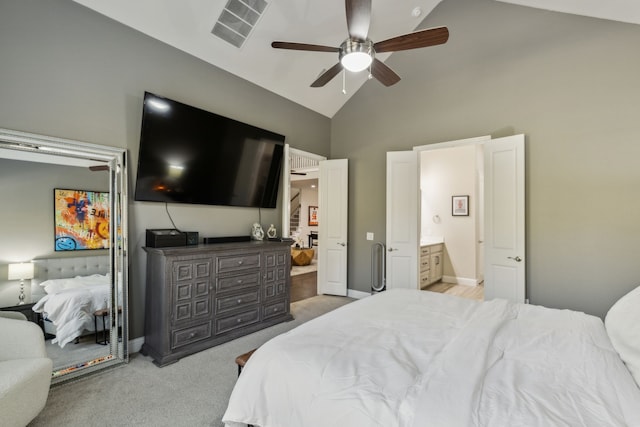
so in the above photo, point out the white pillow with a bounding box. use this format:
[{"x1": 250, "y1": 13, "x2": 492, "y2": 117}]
[
  {"x1": 39, "y1": 278, "x2": 75, "y2": 294},
  {"x1": 605, "y1": 285, "x2": 640, "y2": 386},
  {"x1": 40, "y1": 274, "x2": 108, "y2": 294}
]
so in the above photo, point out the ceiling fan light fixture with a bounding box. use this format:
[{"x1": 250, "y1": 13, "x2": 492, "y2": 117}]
[
  {"x1": 339, "y1": 39, "x2": 373, "y2": 72},
  {"x1": 341, "y1": 52, "x2": 372, "y2": 72}
]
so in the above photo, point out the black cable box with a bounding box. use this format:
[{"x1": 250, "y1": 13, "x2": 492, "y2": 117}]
[
  {"x1": 204, "y1": 236, "x2": 251, "y2": 244},
  {"x1": 146, "y1": 229, "x2": 186, "y2": 248}
]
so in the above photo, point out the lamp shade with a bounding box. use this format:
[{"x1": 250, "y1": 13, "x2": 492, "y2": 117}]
[{"x1": 8, "y1": 262, "x2": 34, "y2": 280}]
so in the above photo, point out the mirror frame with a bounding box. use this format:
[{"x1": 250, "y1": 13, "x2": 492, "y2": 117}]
[{"x1": 0, "y1": 127, "x2": 129, "y2": 383}]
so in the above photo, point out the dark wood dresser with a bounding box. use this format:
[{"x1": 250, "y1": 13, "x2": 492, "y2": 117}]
[{"x1": 141, "y1": 240, "x2": 292, "y2": 367}]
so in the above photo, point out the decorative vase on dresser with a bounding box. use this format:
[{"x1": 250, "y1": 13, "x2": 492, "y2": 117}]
[{"x1": 141, "y1": 240, "x2": 292, "y2": 367}]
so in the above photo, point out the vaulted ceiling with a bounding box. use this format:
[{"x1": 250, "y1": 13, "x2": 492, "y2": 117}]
[{"x1": 72, "y1": 0, "x2": 640, "y2": 118}]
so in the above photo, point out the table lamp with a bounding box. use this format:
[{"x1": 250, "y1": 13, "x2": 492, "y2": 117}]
[{"x1": 8, "y1": 262, "x2": 34, "y2": 305}]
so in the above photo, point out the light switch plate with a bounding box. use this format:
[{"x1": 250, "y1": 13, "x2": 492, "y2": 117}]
[{"x1": 366, "y1": 232, "x2": 374, "y2": 241}]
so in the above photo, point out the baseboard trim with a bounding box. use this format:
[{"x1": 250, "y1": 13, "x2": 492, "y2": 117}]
[
  {"x1": 129, "y1": 336, "x2": 145, "y2": 354},
  {"x1": 347, "y1": 289, "x2": 371, "y2": 299},
  {"x1": 442, "y1": 275, "x2": 481, "y2": 287}
]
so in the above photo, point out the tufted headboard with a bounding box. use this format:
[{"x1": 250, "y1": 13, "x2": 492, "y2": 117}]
[{"x1": 31, "y1": 255, "x2": 110, "y2": 301}]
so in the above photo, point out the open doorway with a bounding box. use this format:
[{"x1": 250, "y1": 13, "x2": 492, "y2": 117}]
[
  {"x1": 419, "y1": 144, "x2": 485, "y2": 301},
  {"x1": 405, "y1": 134, "x2": 525, "y2": 303},
  {"x1": 290, "y1": 175, "x2": 318, "y2": 273},
  {"x1": 282, "y1": 148, "x2": 325, "y2": 302}
]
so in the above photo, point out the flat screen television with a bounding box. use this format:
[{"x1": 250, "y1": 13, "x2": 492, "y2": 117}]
[{"x1": 134, "y1": 92, "x2": 285, "y2": 208}]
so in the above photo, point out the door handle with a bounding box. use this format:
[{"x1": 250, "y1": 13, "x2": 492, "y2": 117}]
[
  {"x1": 337, "y1": 242, "x2": 346, "y2": 247},
  {"x1": 388, "y1": 248, "x2": 396, "y2": 252},
  {"x1": 507, "y1": 256, "x2": 522, "y2": 262}
]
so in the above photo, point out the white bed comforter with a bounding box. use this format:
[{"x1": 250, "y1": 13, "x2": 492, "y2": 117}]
[
  {"x1": 223, "y1": 289, "x2": 640, "y2": 427},
  {"x1": 32, "y1": 283, "x2": 110, "y2": 348}
]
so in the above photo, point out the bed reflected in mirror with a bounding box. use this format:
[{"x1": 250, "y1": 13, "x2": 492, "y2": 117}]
[
  {"x1": 0, "y1": 128, "x2": 128, "y2": 383},
  {"x1": 31, "y1": 255, "x2": 115, "y2": 378}
]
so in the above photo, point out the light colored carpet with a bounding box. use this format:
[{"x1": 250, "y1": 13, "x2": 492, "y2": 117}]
[{"x1": 29, "y1": 294, "x2": 354, "y2": 427}]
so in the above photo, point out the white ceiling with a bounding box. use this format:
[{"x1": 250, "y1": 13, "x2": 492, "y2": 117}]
[{"x1": 72, "y1": 0, "x2": 640, "y2": 118}]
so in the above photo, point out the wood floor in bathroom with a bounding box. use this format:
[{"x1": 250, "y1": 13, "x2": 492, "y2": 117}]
[{"x1": 422, "y1": 281, "x2": 484, "y2": 301}]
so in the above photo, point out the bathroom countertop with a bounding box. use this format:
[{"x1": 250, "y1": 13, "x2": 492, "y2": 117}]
[{"x1": 420, "y1": 237, "x2": 444, "y2": 246}]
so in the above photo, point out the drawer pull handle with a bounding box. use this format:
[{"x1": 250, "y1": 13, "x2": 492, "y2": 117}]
[
  {"x1": 237, "y1": 318, "x2": 242, "y2": 323},
  {"x1": 273, "y1": 308, "x2": 278, "y2": 312},
  {"x1": 189, "y1": 332, "x2": 196, "y2": 338},
  {"x1": 237, "y1": 260, "x2": 243, "y2": 265},
  {"x1": 237, "y1": 279, "x2": 243, "y2": 284},
  {"x1": 237, "y1": 299, "x2": 242, "y2": 304}
]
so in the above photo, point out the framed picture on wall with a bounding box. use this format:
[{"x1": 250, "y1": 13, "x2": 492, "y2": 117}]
[
  {"x1": 452, "y1": 195, "x2": 469, "y2": 216},
  {"x1": 308, "y1": 206, "x2": 318, "y2": 226},
  {"x1": 54, "y1": 188, "x2": 110, "y2": 251}
]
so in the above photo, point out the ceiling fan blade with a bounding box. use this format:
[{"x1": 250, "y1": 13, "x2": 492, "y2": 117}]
[
  {"x1": 374, "y1": 26, "x2": 449, "y2": 53},
  {"x1": 272, "y1": 41, "x2": 339, "y2": 53},
  {"x1": 89, "y1": 165, "x2": 109, "y2": 171},
  {"x1": 370, "y1": 59, "x2": 401, "y2": 87},
  {"x1": 310, "y1": 62, "x2": 343, "y2": 87},
  {"x1": 345, "y1": 0, "x2": 371, "y2": 41}
]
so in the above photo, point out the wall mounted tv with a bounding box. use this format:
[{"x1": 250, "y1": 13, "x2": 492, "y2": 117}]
[{"x1": 134, "y1": 92, "x2": 285, "y2": 208}]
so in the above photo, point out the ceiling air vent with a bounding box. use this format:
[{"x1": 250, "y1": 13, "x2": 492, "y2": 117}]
[{"x1": 212, "y1": 0, "x2": 268, "y2": 48}]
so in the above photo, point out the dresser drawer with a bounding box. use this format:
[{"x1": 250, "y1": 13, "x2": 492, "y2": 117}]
[
  {"x1": 171, "y1": 322, "x2": 211, "y2": 349},
  {"x1": 420, "y1": 270, "x2": 431, "y2": 288},
  {"x1": 216, "y1": 271, "x2": 261, "y2": 293},
  {"x1": 420, "y1": 246, "x2": 431, "y2": 257},
  {"x1": 419, "y1": 256, "x2": 430, "y2": 272},
  {"x1": 263, "y1": 300, "x2": 287, "y2": 320},
  {"x1": 215, "y1": 307, "x2": 260, "y2": 335},
  {"x1": 216, "y1": 253, "x2": 261, "y2": 273},
  {"x1": 215, "y1": 288, "x2": 260, "y2": 313}
]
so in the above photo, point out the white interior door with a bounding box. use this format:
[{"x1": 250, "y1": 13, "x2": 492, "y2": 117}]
[
  {"x1": 386, "y1": 151, "x2": 419, "y2": 289},
  {"x1": 484, "y1": 134, "x2": 526, "y2": 302},
  {"x1": 317, "y1": 159, "x2": 348, "y2": 296}
]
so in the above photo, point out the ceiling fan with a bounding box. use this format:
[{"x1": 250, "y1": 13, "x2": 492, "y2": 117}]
[{"x1": 271, "y1": 0, "x2": 449, "y2": 87}]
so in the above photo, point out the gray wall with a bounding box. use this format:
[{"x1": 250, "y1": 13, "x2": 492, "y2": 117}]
[
  {"x1": 0, "y1": 0, "x2": 331, "y2": 338},
  {"x1": 2, "y1": 0, "x2": 638, "y2": 336},
  {"x1": 332, "y1": 0, "x2": 640, "y2": 318}
]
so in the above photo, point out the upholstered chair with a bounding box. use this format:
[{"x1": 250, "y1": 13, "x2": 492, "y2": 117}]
[{"x1": 0, "y1": 312, "x2": 52, "y2": 427}]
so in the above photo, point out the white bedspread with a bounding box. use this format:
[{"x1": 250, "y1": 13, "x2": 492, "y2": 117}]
[
  {"x1": 32, "y1": 282, "x2": 110, "y2": 348},
  {"x1": 223, "y1": 289, "x2": 640, "y2": 427}
]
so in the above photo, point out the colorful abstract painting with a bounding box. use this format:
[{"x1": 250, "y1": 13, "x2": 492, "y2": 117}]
[{"x1": 54, "y1": 188, "x2": 110, "y2": 251}]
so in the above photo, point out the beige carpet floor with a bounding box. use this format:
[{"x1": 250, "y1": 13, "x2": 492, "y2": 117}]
[{"x1": 29, "y1": 294, "x2": 354, "y2": 427}]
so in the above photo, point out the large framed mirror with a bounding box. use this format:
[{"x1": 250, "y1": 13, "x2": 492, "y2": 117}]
[{"x1": 0, "y1": 127, "x2": 128, "y2": 383}]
